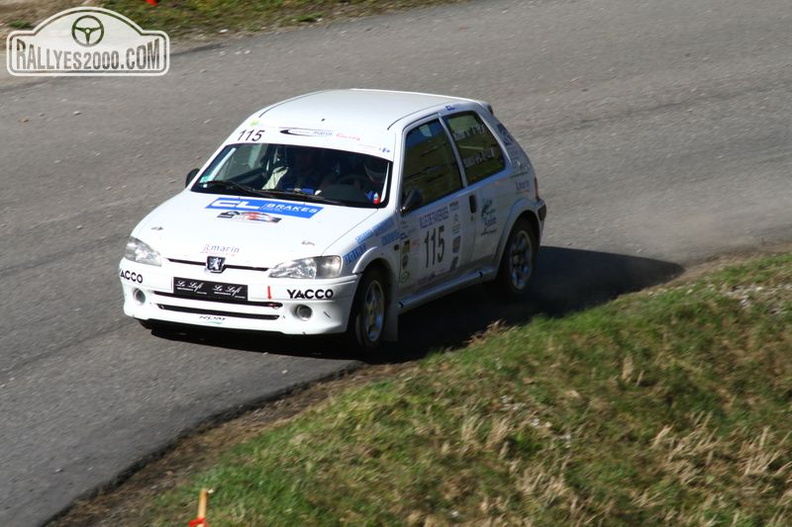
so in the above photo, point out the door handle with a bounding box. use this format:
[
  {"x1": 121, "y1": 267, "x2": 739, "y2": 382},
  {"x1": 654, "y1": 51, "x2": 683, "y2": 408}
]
[{"x1": 469, "y1": 194, "x2": 477, "y2": 214}]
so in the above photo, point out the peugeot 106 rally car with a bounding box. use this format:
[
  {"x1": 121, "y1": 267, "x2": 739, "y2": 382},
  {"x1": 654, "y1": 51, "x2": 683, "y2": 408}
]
[{"x1": 119, "y1": 89, "x2": 547, "y2": 352}]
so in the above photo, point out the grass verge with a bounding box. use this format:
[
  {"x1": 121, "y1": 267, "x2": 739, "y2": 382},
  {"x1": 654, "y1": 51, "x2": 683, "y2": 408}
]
[
  {"x1": 58, "y1": 251, "x2": 792, "y2": 526},
  {"x1": 104, "y1": 0, "x2": 466, "y2": 38},
  {"x1": 1, "y1": 1, "x2": 465, "y2": 40}
]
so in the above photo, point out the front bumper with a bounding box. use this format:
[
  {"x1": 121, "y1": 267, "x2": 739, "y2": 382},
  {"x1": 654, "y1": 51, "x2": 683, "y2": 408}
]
[{"x1": 119, "y1": 258, "x2": 359, "y2": 335}]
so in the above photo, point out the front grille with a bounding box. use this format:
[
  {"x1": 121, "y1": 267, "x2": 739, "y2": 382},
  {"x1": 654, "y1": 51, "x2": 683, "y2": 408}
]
[
  {"x1": 157, "y1": 304, "x2": 280, "y2": 320},
  {"x1": 167, "y1": 258, "x2": 269, "y2": 273},
  {"x1": 154, "y1": 291, "x2": 282, "y2": 308}
]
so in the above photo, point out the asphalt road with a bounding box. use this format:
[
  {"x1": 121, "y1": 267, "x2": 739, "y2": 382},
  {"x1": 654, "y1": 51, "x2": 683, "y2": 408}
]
[{"x1": 1, "y1": 0, "x2": 790, "y2": 524}]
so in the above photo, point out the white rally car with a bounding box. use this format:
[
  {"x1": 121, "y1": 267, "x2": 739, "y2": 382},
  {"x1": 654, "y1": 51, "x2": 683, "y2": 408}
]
[{"x1": 120, "y1": 89, "x2": 547, "y2": 352}]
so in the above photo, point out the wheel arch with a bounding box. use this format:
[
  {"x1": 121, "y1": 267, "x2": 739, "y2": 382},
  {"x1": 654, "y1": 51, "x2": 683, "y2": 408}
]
[
  {"x1": 494, "y1": 200, "x2": 542, "y2": 268},
  {"x1": 351, "y1": 251, "x2": 399, "y2": 342}
]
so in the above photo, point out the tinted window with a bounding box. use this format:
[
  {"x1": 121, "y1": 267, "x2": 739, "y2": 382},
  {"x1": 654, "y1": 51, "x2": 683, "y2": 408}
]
[
  {"x1": 402, "y1": 120, "x2": 462, "y2": 208},
  {"x1": 445, "y1": 112, "x2": 506, "y2": 184}
]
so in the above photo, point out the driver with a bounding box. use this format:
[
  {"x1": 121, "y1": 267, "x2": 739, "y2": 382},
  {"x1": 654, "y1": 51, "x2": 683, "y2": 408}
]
[
  {"x1": 264, "y1": 146, "x2": 330, "y2": 193},
  {"x1": 361, "y1": 156, "x2": 388, "y2": 204}
]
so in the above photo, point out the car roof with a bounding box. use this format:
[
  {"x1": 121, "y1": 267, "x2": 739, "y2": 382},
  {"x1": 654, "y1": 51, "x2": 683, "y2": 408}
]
[{"x1": 255, "y1": 89, "x2": 490, "y2": 131}]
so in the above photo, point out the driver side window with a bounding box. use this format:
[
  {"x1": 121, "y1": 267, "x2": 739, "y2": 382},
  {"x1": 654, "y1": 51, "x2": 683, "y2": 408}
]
[{"x1": 402, "y1": 120, "x2": 462, "y2": 210}]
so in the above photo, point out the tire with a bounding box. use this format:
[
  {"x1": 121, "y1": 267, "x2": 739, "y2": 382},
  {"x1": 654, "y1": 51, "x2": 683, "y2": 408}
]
[
  {"x1": 492, "y1": 218, "x2": 538, "y2": 299},
  {"x1": 137, "y1": 319, "x2": 175, "y2": 335},
  {"x1": 138, "y1": 319, "x2": 158, "y2": 330},
  {"x1": 346, "y1": 267, "x2": 388, "y2": 354}
]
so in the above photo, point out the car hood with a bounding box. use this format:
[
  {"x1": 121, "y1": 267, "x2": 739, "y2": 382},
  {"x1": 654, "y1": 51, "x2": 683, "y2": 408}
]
[{"x1": 131, "y1": 191, "x2": 377, "y2": 267}]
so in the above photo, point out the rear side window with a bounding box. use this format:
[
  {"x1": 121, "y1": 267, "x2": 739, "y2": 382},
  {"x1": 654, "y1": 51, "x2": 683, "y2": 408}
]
[
  {"x1": 402, "y1": 120, "x2": 462, "y2": 207},
  {"x1": 445, "y1": 112, "x2": 506, "y2": 184}
]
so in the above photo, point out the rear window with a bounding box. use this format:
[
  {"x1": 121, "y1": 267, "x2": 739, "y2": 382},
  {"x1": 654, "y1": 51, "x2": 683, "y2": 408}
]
[{"x1": 445, "y1": 112, "x2": 506, "y2": 184}]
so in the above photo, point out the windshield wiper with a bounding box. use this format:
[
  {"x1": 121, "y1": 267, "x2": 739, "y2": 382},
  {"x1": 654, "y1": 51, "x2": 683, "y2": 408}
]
[
  {"x1": 197, "y1": 181, "x2": 345, "y2": 205},
  {"x1": 196, "y1": 180, "x2": 263, "y2": 197},
  {"x1": 248, "y1": 188, "x2": 346, "y2": 206}
]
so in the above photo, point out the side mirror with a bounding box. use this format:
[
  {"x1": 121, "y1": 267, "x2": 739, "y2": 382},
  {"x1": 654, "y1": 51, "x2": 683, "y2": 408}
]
[
  {"x1": 185, "y1": 168, "x2": 199, "y2": 187},
  {"x1": 399, "y1": 188, "x2": 423, "y2": 215}
]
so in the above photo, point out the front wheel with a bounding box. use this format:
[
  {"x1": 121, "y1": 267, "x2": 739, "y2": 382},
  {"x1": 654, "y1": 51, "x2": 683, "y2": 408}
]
[
  {"x1": 491, "y1": 218, "x2": 538, "y2": 299},
  {"x1": 346, "y1": 267, "x2": 388, "y2": 354}
]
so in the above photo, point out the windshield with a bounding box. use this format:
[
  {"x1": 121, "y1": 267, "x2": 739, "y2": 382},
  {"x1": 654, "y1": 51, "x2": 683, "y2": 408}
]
[{"x1": 190, "y1": 143, "x2": 391, "y2": 208}]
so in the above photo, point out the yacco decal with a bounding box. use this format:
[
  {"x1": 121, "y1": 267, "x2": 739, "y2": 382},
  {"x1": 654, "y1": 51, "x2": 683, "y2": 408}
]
[
  {"x1": 287, "y1": 289, "x2": 334, "y2": 300},
  {"x1": 119, "y1": 269, "x2": 143, "y2": 283},
  {"x1": 355, "y1": 218, "x2": 396, "y2": 244},
  {"x1": 418, "y1": 206, "x2": 449, "y2": 229},
  {"x1": 207, "y1": 198, "x2": 322, "y2": 219},
  {"x1": 343, "y1": 244, "x2": 366, "y2": 265}
]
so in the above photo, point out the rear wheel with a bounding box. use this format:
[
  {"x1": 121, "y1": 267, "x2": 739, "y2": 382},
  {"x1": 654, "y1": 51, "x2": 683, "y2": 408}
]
[
  {"x1": 492, "y1": 218, "x2": 537, "y2": 299},
  {"x1": 346, "y1": 267, "x2": 387, "y2": 354}
]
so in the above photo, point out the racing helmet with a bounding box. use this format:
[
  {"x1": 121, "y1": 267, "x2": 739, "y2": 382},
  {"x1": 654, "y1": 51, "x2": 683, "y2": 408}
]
[{"x1": 364, "y1": 156, "x2": 388, "y2": 184}]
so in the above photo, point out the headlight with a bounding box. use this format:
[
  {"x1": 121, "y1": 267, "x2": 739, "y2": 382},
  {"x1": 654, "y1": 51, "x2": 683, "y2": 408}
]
[
  {"x1": 124, "y1": 237, "x2": 162, "y2": 266},
  {"x1": 269, "y1": 256, "x2": 342, "y2": 279}
]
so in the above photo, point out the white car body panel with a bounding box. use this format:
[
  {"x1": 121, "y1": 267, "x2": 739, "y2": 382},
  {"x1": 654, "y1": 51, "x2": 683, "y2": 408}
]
[
  {"x1": 131, "y1": 192, "x2": 377, "y2": 266},
  {"x1": 119, "y1": 89, "x2": 546, "y2": 344}
]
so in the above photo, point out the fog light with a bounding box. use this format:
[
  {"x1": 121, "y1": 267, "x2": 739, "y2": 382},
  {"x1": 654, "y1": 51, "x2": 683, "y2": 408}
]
[
  {"x1": 295, "y1": 304, "x2": 312, "y2": 320},
  {"x1": 133, "y1": 288, "x2": 146, "y2": 305}
]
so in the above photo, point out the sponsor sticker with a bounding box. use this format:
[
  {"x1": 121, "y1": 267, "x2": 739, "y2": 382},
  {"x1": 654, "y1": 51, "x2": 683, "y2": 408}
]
[
  {"x1": 418, "y1": 206, "x2": 449, "y2": 229},
  {"x1": 201, "y1": 244, "x2": 241, "y2": 255},
  {"x1": 287, "y1": 288, "x2": 334, "y2": 300},
  {"x1": 207, "y1": 197, "x2": 322, "y2": 219},
  {"x1": 481, "y1": 198, "x2": 498, "y2": 235},
  {"x1": 355, "y1": 218, "x2": 396, "y2": 244},
  {"x1": 174, "y1": 277, "x2": 248, "y2": 302},
  {"x1": 280, "y1": 128, "x2": 333, "y2": 137},
  {"x1": 119, "y1": 269, "x2": 143, "y2": 283},
  {"x1": 343, "y1": 244, "x2": 366, "y2": 265},
  {"x1": 217, "y1": 210, "x2": 282, "y2": 223}
]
